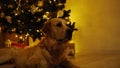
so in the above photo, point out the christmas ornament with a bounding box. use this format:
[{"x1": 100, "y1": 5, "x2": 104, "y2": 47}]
[{"x1": 0, "y1": 0, "x2": 77, "y2": 41}]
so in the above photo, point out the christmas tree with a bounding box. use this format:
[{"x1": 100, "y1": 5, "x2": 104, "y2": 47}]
[{"x1": 0, "y1": 0, "x2": 77, "y2": 41}]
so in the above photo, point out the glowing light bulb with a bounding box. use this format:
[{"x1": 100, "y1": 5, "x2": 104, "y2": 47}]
[
  {"x1": 19, "y1": 36, "x2": 23, "y2": 39},
  {"x1": 15, "y1": 35, "x2": 18, "y2": 37},
  {"x1": 15, "y1": 13, "x2": 18, "y2": 16},
  {"x1": 0, "y1": 27, "x2": 1, "y2": 33},
  {"x1": 26, "y1": 33, "x2": 29, "y2": 36},
  {"x1": 36, "y1": 30, "x2": 40, "y2": 32}
]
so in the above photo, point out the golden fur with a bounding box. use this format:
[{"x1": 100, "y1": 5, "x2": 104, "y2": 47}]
[{"x1": 0, "y1": 18, "x2": 79, "y2": 68}]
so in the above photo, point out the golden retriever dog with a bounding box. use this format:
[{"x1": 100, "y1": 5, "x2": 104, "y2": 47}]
[{"x1": 0, "y1": 18, "x2": 79, "y2": 68}]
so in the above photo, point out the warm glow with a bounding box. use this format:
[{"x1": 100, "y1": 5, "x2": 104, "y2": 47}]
[
  {"x1": 65, "y1": 0, "x2": 120, "y2": 54},
  {"x1": 65, "y1": 0, "x2": 82, "y2": 53}
]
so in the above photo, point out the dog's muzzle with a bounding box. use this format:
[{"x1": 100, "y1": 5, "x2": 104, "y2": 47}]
[
  {"x1": 57, "y1": 29, "x2": 72, "y2": 42},
  {"x1": 65, "y1": 29, "x2": 72, "y2": 40}
]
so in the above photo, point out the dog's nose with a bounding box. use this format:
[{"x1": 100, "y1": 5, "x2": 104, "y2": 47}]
[
  {"x1": 66, "y1": 29, "x2": 72, "y2": 34},
  {"x1": 65, "y1": 29, "x2": 72, "y2": 40}
]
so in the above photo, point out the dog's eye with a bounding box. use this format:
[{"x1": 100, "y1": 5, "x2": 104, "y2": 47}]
[{"x1": 56, "y1": 22, "x2": 62, "y2": 27}]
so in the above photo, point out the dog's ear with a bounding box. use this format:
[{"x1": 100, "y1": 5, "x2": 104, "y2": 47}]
[{"x1": 41, "y1": 21, "x2": 51, "y2": 36}]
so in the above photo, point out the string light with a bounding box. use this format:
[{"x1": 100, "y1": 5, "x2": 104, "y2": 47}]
[
  {"x1": 37, "y1": 0, "x2": 43, "y2": 7},
  {"x1": 0, "y1": 12, "x2": 5, "y2": 18},
  {"x1": 22, "y1": 38, "x2": 25, "y2": 41},
  {"x1": 0, "y1": 0, "x2": 73, "y2": 40},
  {"x1": 0, "y1": 27, "x2": 1, "y2": 33},
  {"x1": 49, "y1": 1, "x2": 52, "y2": 3},
  {"x1": 11, "y1": 28, "x2": 16, "y2": 32},
  {"x1": 15, "y1": 13, "x2": 18, "y2": 16},
  {"x1": 36, "y1": 30, "x2": 40, "y2": 32},
  {"x1": 43, "y1": 12, "x2": 50, "y2": 20},
  {"x1": 26, "y1": 33, "x2": 29, "y2": 37},
  {"x1": 19, "y1": 36, "x2": 23, "y2": 39},
  {"x1": 0, "y1": 5, "x2": 1, "y2": 9},
  {"x1": 6, "y1": 16, "x2": 12, "y2": 23},
  {"x1": 15, "y1": 35, "x2": 18, "y2": 38},
  {"x1": 29, "y1": 29, "x2": 32, "y2": 31}
]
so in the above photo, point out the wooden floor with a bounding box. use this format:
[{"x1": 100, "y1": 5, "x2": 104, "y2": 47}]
[
  {"x1": 73, "y1": 53, "x2": 120, "y2": 68},
  {"x1": 0, "y1": 53, "x2": 120, "y2": 68}
]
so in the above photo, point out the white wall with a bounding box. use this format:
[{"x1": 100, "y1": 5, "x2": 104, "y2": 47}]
[{"x1": 65, "y1": 0, "x2": 120, "y2": 54}]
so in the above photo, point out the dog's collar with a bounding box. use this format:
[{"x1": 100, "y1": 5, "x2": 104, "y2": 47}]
[{"x1": 39, "y1": 38, "x2": 65, "y2": 56}]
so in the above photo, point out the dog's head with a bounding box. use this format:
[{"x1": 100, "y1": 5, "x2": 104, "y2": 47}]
[{"x1": 42, "y1": 18, "x2": 72, "y2": 42}]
